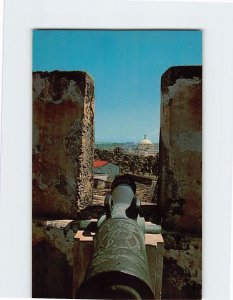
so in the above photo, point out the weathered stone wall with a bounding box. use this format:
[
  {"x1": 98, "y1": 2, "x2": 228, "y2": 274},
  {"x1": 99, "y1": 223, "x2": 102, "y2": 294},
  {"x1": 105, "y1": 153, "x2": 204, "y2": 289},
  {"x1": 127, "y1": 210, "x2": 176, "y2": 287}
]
[
  {"x1": 33, "y1": 71, "x2": 94, "y2": 218},
  {"x1": 158, "y1": 66, "x2": 202, "y2": 298},
  {"x1": 32, "y1": 220, "x2": 76, "y2": 298},
  {"x1": 162, "y1": 234, "x2": 202, "y2": 299}
]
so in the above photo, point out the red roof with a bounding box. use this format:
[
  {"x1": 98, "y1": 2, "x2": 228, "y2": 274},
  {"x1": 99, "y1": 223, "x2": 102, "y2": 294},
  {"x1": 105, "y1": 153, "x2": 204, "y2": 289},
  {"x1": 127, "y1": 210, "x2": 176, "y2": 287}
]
[{"x1": 93, "y1": 160, "x2": 109, "y2": 168}]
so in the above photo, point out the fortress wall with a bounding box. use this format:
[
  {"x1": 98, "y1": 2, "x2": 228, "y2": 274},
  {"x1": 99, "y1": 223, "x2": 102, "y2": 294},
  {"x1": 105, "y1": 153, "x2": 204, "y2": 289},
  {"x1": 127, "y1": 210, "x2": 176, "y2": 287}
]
[
  {"x1": 32, "y1": 71, "x2": 95, "y2": 297},
  {"x1": 33, "y1": 71, "x2": 94, "y2": 218},
  {"x1": 158, "y1": 66, "x2": 202, "y2": 298}
]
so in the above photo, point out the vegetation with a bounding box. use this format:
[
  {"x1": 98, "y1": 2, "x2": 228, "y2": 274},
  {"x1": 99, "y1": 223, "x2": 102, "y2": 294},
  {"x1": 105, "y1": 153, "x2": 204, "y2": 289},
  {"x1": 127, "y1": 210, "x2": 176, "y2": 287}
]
[
  {"x1": 94, "y1": 146, "x2": 159, "y2": 177},
  {"x1": 95, "y1": 142, "x2": 136, "y2": 150}
]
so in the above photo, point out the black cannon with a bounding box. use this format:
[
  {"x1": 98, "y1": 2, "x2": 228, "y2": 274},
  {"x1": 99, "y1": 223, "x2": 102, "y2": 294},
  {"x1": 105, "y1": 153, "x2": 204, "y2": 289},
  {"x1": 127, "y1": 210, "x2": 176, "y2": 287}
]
[{"x1": 76, "y1": 175, "x2": 161, "y2": 299}]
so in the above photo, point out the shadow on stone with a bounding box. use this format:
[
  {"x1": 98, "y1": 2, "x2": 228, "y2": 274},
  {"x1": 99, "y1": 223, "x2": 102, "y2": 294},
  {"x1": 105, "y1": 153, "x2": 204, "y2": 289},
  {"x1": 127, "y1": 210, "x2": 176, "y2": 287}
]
[{"x1": 32, "y1": 239, "x2": 72, "y2": 298}]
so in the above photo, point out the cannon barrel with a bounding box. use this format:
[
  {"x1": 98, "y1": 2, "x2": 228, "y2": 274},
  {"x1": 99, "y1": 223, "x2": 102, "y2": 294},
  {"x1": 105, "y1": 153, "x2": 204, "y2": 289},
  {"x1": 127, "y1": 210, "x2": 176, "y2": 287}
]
[{"x1": 76, "y1": 175, "x2": 157, "y2": 299}]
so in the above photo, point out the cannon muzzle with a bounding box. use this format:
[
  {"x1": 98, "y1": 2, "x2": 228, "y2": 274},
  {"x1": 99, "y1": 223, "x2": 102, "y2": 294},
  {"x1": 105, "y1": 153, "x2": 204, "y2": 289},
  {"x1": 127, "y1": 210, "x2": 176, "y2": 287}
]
[{"x1": 76, "y1": 175, "x2": 158, "y2": 299}]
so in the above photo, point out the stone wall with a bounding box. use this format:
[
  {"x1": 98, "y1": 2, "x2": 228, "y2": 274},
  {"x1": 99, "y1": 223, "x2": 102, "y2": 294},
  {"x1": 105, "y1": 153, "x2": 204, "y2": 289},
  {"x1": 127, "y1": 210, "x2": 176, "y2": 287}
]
[
  {"x1": 158, "y1": 66, "x2": 202, "y2": 299},
  {"x1": 32, "y1": 67, "x2": 202, "y2": 298},
  {"x1": 32, "y1": 220, "x2": 76, "y2": 298},
  {"x1": 32, "y1": 71, "x2": 94, "y2": 297},
  {"x1": 33, "y1": 71, "x2": 94, "y2": 218}
]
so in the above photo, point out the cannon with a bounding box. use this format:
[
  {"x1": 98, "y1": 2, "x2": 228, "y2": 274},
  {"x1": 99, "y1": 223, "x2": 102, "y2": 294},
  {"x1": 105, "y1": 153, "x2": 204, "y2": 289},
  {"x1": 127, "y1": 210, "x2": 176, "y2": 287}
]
[{"x1": 76, "y1": 175, "x2": 161, "y2": 299}]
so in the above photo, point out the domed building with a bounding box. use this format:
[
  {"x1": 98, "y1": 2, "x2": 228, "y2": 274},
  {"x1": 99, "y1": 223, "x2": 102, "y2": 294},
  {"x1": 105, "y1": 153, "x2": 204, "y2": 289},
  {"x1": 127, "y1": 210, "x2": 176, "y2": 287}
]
[{"x1": 137, "y1": 135, "x2": 158, "y2": 157}]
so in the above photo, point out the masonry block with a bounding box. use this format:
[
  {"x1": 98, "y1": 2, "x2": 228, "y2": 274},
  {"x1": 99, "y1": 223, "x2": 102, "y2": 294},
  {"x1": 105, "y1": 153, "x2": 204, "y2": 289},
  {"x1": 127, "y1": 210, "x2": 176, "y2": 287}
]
[
  {"x1": 158, "y1": 66, "x2": 202, "y2": 299},
  {"x1": 33, "y1": 71, "x2": 94, "y2": 218},
  {"x1": 158, "y1": 66, "x2": 202, "y2": 233},
  {"x1": 32, "y1": 220, "x2": 75, "y2": 298},
  {"x1": 161, "y1": 233, "x2": 202, "y2": 299}
]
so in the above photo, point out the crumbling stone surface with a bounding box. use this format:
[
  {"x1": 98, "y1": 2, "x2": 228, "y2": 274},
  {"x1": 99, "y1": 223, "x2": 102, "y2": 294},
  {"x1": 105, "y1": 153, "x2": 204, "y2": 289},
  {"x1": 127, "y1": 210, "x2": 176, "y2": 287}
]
[
  {"x1": 32, "y1": 220, "x2": 75, "y2": 264},
  {"x1": 32, "y1": 220, "x2": 75, "y2": 298},
  {"x1": 158, "y1": 66, "x2": 202, "y2": 299},
  {"x1": 33, "y1": 71, "x2": 94, "y2": 218},
  {"x1": 162, "y1": 233, "x2": 202, "y2": 299},
  {"x1": 158, "y1": 66, "x2": 202, "y2": 233}
]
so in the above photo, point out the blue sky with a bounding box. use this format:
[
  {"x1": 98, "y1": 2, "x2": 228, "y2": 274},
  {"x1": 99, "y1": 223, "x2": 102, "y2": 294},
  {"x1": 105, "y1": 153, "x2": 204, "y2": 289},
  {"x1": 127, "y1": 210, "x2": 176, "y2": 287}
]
[{"x1": 33, "y1": 30, "x2": 202, "y2": 143}]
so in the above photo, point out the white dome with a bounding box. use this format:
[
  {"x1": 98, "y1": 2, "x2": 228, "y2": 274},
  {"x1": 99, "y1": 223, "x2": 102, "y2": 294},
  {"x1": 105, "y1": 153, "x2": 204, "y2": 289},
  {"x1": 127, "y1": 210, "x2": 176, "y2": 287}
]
[{"x1": 139, "y1": 135, "x2": 153, "y2": 145}]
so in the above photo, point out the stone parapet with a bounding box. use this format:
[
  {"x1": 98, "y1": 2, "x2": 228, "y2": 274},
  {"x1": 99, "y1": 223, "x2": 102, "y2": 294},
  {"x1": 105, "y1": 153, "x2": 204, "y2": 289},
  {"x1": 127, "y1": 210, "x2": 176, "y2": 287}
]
[
  {"x1": 161, "y1": 232, "x2": 202, "y2": 299},
  {"x1": 158, "y1": 66, "x2": 202, "y2": 299},
  {"x1": 33, "y1": 71, "x2": 94, "y2": 218},
  {"x1": 158, "y1": 66, "x2": 202, "y2": 233},
  {"x1": 32, "y1": 219, "x2": 74, "y2": 298}
]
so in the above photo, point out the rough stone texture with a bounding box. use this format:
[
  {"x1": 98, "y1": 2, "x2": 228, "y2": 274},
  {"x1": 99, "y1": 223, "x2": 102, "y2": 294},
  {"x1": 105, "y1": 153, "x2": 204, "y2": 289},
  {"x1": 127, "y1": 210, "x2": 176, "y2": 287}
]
[
  {"x1": 162, "y1": 233, "x2": 202, "y2": 299},
  {"x1": 33, "y1": 71, "x2": 94, "y2": 218},
  {"x1": 32, "y1": 220, "x2": 75, "y2": 298},
  {"x1": 158, "y1": 66, "x2": 202, "y2": 233},
  {"x1": 158, "y1": 66, "x2": 202, "y2": 299}
]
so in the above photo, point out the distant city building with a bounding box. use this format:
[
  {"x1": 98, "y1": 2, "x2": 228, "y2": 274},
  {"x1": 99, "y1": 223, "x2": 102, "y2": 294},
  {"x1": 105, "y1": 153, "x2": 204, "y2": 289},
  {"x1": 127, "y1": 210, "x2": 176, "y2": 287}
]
[
  {"x1": 93, "y1": 160, "x2": 120, "y2": 180},
  {"x1": 136, "y1": 135, "x2": 158, "y2": 157}
]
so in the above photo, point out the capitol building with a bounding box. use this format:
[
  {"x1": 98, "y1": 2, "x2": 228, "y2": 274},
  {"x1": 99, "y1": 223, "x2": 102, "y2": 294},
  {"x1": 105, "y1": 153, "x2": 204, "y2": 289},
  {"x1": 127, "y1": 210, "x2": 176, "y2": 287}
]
[{"x1": 136, "y1": 134, "x2": 158, "y2": 157}]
